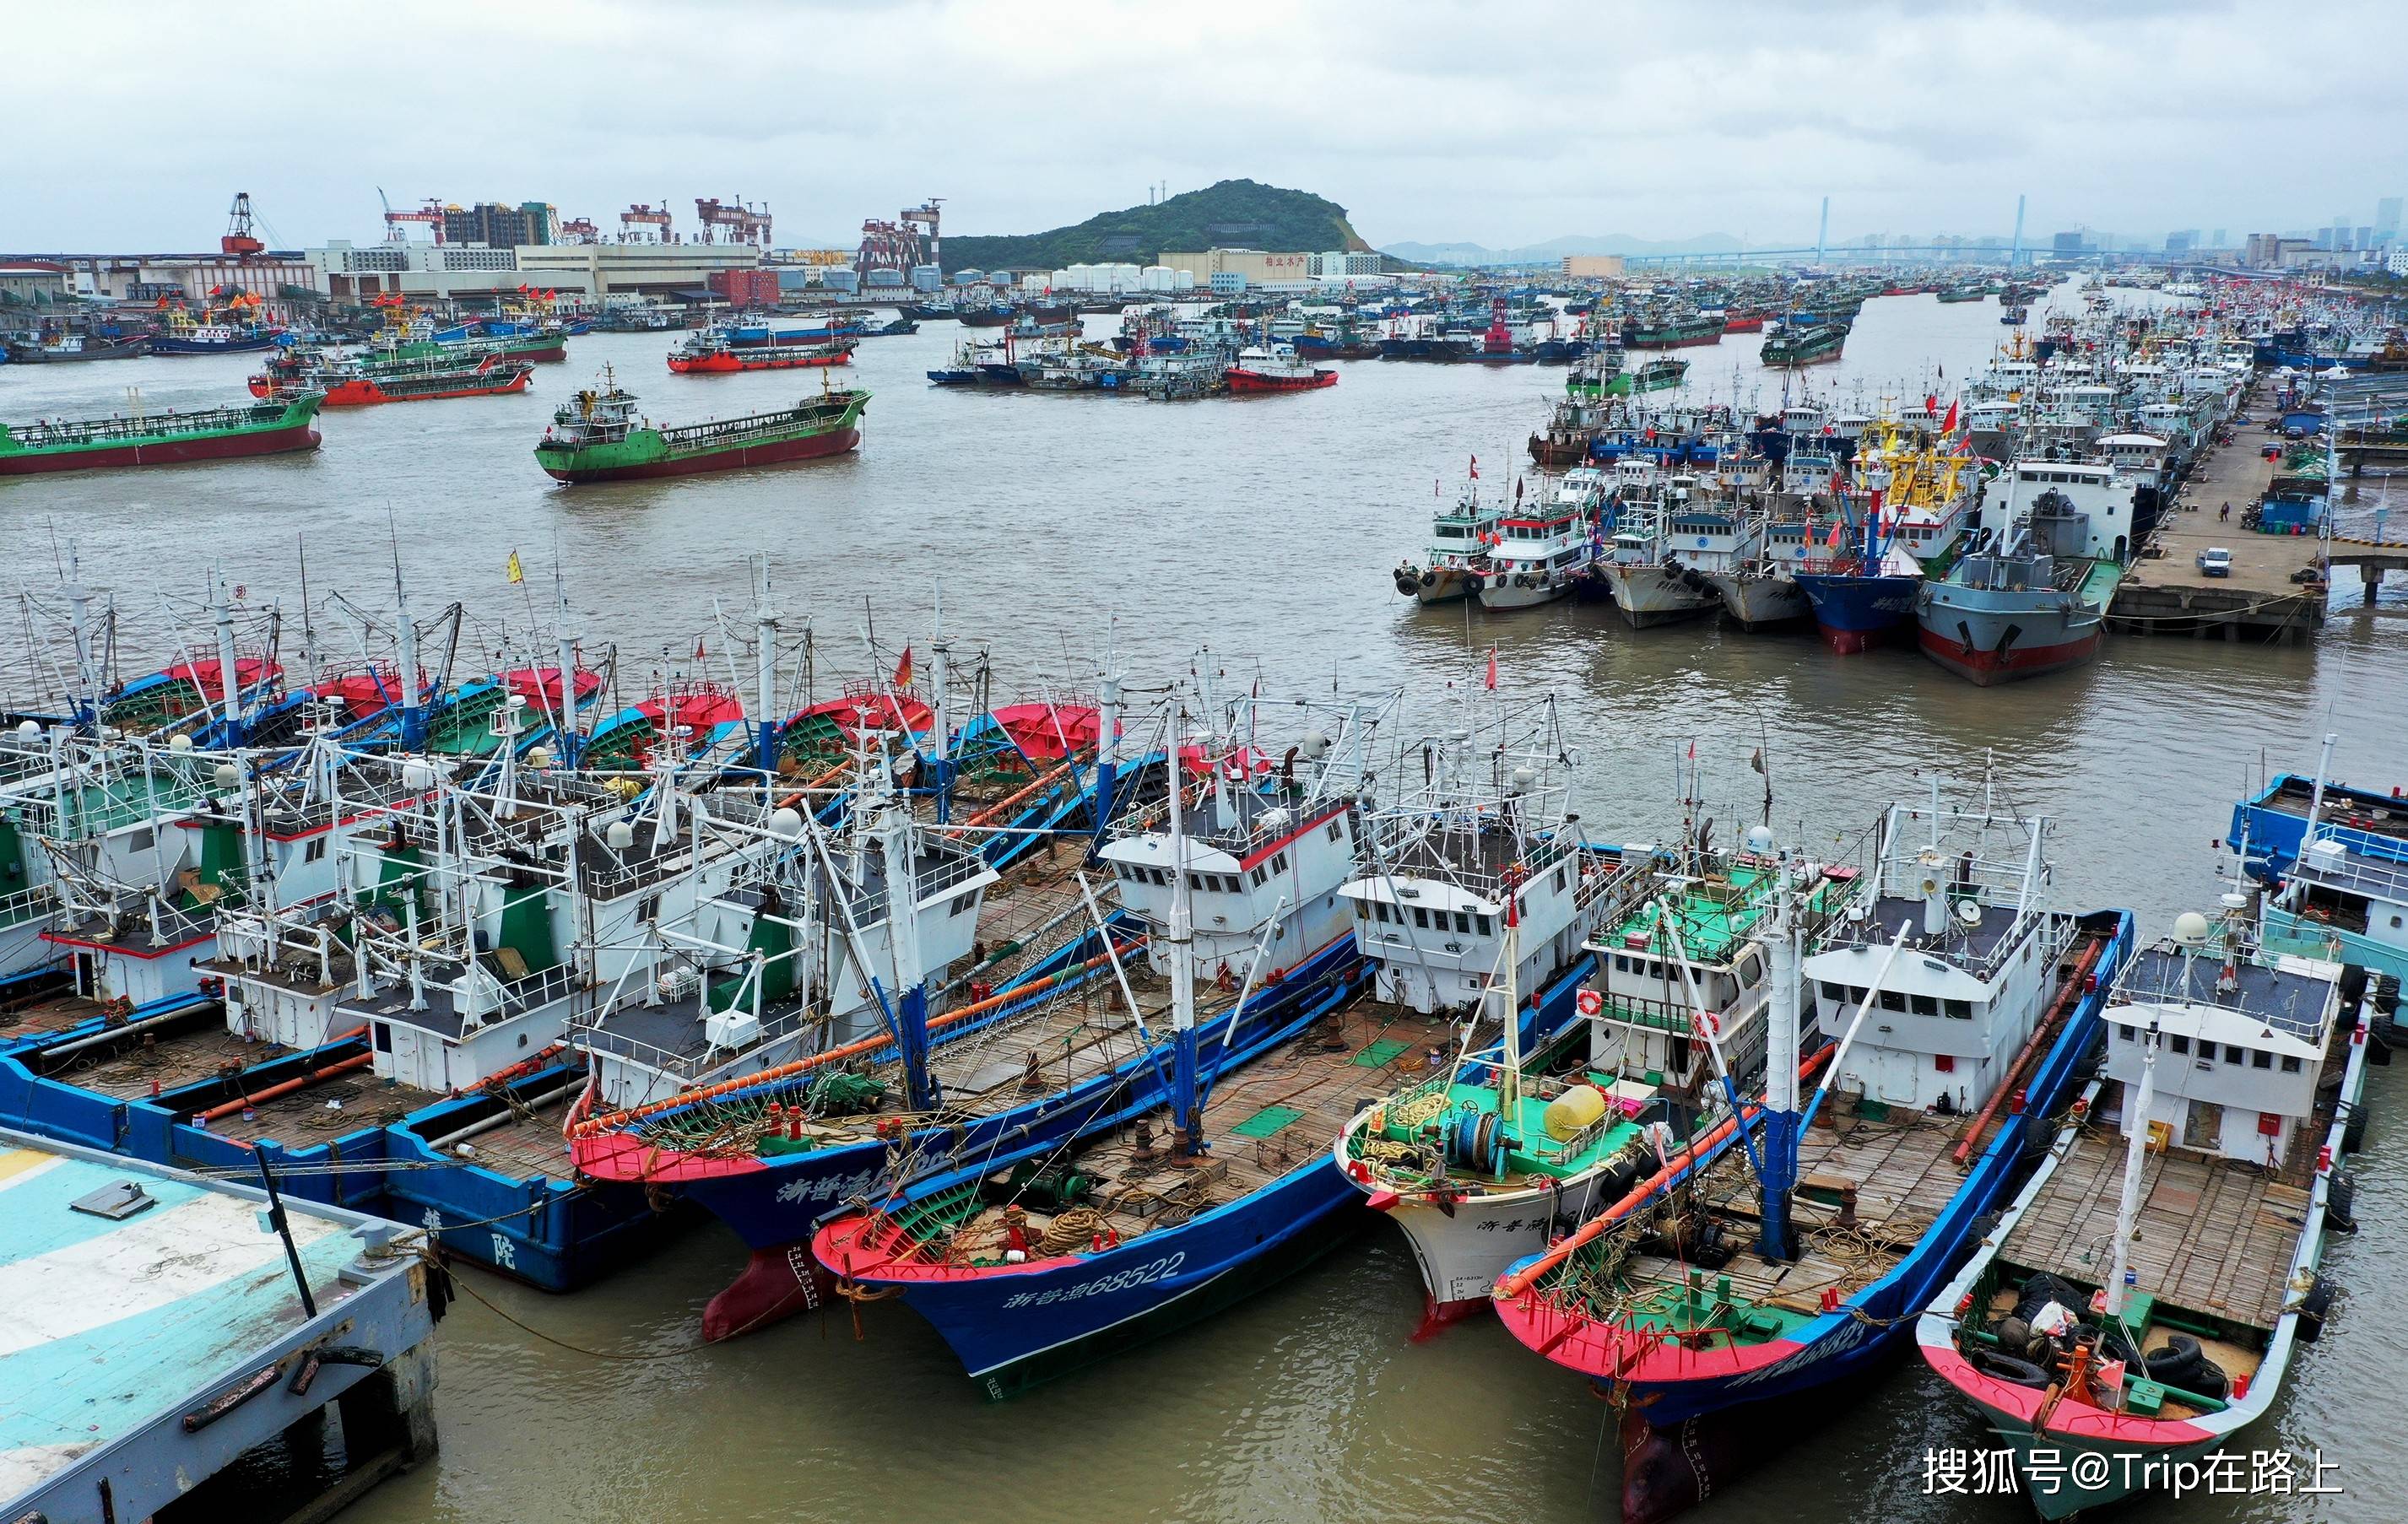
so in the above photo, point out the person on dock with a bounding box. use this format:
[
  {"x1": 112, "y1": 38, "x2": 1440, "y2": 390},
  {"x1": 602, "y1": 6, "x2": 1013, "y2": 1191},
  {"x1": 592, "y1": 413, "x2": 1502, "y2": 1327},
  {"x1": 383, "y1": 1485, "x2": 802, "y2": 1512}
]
[{"x1": 2221, "y1": 501, "x2": 2232, "y2": 521}]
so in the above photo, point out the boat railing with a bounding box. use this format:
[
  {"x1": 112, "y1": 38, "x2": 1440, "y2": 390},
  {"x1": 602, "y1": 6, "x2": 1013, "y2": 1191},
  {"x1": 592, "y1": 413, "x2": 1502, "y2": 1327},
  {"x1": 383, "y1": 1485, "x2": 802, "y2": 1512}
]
[
  {"x1": 2292, "y1": 839, "x2": 2408, "y2": 905},
  {"x1": 0, "y1": 881, "x2": 55, "y2": 932}
]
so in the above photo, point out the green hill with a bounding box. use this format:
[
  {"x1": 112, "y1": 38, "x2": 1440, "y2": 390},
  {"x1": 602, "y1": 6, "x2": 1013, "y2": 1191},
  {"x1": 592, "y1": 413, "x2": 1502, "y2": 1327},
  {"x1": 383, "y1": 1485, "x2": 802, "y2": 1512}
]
[{"x1": 942, "y1": 179, "x2": 1373, "y2": 274}]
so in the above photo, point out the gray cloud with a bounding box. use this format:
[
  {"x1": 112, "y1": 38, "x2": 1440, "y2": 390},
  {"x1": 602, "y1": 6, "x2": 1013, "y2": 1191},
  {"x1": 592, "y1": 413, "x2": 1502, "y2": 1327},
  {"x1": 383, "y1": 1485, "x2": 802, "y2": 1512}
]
[{"x1": 8, "y1": 0, "x2": 2398, "y2": 252}]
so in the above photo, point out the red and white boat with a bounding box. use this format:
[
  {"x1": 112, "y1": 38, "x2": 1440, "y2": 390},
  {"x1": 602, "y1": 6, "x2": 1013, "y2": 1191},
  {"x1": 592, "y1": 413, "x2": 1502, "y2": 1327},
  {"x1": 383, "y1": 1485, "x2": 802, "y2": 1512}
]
[
  {"x1": 668, "y1": 335, "x2": 857, "y2": 375},
  {"x1": 1224, "y1": 345, "x2": 1336, "y2": 393}
]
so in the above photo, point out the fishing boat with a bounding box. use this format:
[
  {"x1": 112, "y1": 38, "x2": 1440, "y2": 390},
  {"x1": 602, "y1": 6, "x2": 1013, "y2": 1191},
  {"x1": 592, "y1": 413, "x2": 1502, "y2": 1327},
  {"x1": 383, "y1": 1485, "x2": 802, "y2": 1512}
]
[
  {"x1": 1225, "y1": 344, "x2": 1336, "y2": 392},
  {"x1": 534, "y1": 367, "x2": 868, "y2": 483},
  {"x1": 4, "y1": 332, "x2": 149, "y2": 362},
  {"x1": 581, "y1": 688, "x2": 1382, "y2": 1348},
  {"x1": 149, "y1": 300, "x2": 283, "y2": 354},
  {"x1": 1793, "y1": 414, "x2": 1978, "y2": 652},
  {"x1": 1478, "y1": 470, "x2": 1612, "y2": 610},
  {"x1": 668, "y1": 330, "x2": 856, "y2": 374},
  {"x1": 0, "y1": 393, "x2": 323, "y2": 476},
  {"x1": 1915, "y1": 891, "x2": 2369, "y2": 1516},
  {"x1": 2232, "y1": 737, "x2": 2408, "y2": 986},
  {"x1": 1393, "y1": 472, "x2": 1505, "y2": 604},
  {"x1": 1703, "y1": 511, "x2": 1815, "y2": 629},
  {"x1": 1341, "y1": 816, "x2": 1856, "y2": 1331},
  {"x1": 1631, "y1": 357, "x2": 1688, "y2": 393},
  {"x1": 1529, "y1": 395, "x2": 1613, "y2": 467},
  {"x1": 1759, "y1": 320, "x2": 1849, "y2": 368},
  {"x1": 1600, "y1": 463, "x2": 1729, "y2": 627},
  {"x1": 2001, "y1": 304, "x2": 2031, "y2": 326},
  {"x1": 1624, "y1": 314, "x2": 1723, "y2": 349},
  {"x1": 1916, "y1": 487, "x2": 2127, "y2": 685},
  {"x1": 809, "y1": 695, "x2": 1441, "y2": 1397},
  {"x1": 1492, "y1": 787, "x2": 2133, "y2": 1524}
]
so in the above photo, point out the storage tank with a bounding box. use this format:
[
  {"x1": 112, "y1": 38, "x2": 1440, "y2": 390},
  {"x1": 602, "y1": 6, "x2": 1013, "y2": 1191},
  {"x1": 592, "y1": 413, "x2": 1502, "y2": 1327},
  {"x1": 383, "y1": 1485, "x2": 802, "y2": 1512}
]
[
  {"x1": 1141, "y1": 265, "x2": 1174, "y2": 292},
  {"x1": 1110, "y1": 262, "x2": 1142, "y2": 291},
  {"x1": 1051, "y1": 268, "x2": 1074, "y2": 291},
  {"x1": 910, "y1": 263, "x2": 942, "y2": 292},
  {"x1": 820, "y1": 266, "x2": 860, "y2": 294},
  {"x1": 1175, "y1": 269, "x2": 1197, "y2": 291}
]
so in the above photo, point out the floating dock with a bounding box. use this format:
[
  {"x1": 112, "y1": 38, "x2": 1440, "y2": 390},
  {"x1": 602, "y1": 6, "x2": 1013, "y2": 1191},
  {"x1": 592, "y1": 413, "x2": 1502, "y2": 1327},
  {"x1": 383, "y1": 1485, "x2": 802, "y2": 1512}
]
[
  {"x1": 0, "y1": 1127, "x2": 441, "y2": 1524},
  {"x1": 2109, "y1": 419, "x2": 2329, "y2": 642}
]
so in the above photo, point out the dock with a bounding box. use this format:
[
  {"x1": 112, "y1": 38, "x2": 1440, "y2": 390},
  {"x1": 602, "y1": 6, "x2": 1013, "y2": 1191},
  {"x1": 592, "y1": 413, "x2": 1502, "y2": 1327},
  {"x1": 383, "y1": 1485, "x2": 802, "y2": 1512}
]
[
  {"x1": 0, "y1": 1127, "x2": 441, "y2": 1524},
  {"x1": 2108, "y1": 404, "x2": 2329, "y2": 643}
]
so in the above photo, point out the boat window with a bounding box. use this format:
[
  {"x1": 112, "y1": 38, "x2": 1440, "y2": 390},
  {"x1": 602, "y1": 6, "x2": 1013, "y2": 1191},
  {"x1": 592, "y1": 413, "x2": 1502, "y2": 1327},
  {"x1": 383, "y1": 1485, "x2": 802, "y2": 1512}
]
[
  {"x1": 2169, "y1": 1035, "x2": 2189, "y2": 1055},
  {"x1": 2222, "y1": 1044, "x2": 2244, "y2": 1064},
  {"x1": 1412, "y1": 907, "x2": 1430, "y2": 929},
  {"x1": 1910, "y1": 994, "x2": 1938, "y2": 1016},
  {"x1": 1822, "y1": 981, "x2": 1845, "y2": 1002},
  {"x1": 1554, "y1": 867, "x2": 1567, "y2": 893},
  {"x1": 1274, "y1": 852, "x2": 1289, "y2": 873},
  {"x1": 1251, "y1": 866, "x2": 1267, "y2": 887},
  {"x1": 638, "y1": 893, "x2": 661, "y2": 924},
  {"x1": 1879, "y1": 990, "x2": 1907, "y2": 1012},
  {"x1": 1476, "y1": 914, "x2": 1492, "y2": 935},
  {"x1": 2117, "y1": 1024, "x2": 2134, "y2": 1041},
  {"x1": 303, "y1": 837, "x2": 328, "y2": 863},
  {"x1": 1615, "y1": 954, "x2": 1631, "y2": 973},
  {"x1": 1151, "y1": 867, "x2": 1169, "y2": 887},
  {"x1": 373, "y1": 1021, "x2": 392, "y2": 1052},
  {"x1": 1327, "y1": 820, "x2": 1343, "y2": 842},
  {"x1": 1455, "y1": 911, "x2": 1473, "y2": 934},
  {"x1": 2280, "y1": 1055, "x2": 2302, "y2": 1073},
  {"x1": 2254, "y1": 1051, "x2": 2272, "y2": 1069},
  {"x1": 1946, "y1": 999, "x2": 1972, "y2": 1019}
]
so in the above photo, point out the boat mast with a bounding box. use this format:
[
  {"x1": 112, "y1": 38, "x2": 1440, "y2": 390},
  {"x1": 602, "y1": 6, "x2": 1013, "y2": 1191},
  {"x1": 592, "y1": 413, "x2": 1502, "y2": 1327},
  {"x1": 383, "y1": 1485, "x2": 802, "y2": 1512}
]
[
  {"x1": 928, "y1": 586, "x2": 951, "y2": 824},
  {"x1": 63, "y1": 549, "x2": 98, "y2": 732},
  {"x1": 554, "y1": 569, "x2": 582, "y2": 765},
  {"x1": 2105, "y1": 1024, "x2": 2159, "y2": 1326},
  {"x1": 874, "y1": 761, "x2": 938, "y2": 1113},
  {"x1": 393, "y1": 565, "x2": 425, "y2": 750},
  {"x1": 1495, "y1": 894, "x2": 1523, "y2": 1120},
  {"x1": 753, "y1": 562, "x2": 781, "y2": 779},
  {"x1": 209, "y1": 572, "x2": 246, "y2": 748},
  {"x1": 1087, "y1": 671, "x2": 1122, "y2": 858},
  {"x1": 1756, "y1": 846, "x2": 1804, "y2": 1262},
  {"x1": 1166, "y1": 711, "x2": 1204, "y2": 1159},
  {"x1": 2301, "y1": 731, "x2": 2338, "y2": 856}
]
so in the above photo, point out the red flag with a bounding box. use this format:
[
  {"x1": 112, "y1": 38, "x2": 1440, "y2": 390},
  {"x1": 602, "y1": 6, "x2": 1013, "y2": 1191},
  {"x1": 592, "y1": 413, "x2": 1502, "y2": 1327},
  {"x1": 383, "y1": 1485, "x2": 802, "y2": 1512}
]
[
  {"x1": 1469, "y1": 454, "x2": 1480, "y2": 480},
  {"x1": 1924, "y1": 393, "x2": 1937, "y2": 415},
  {"x1": 1942, "y1": 400, "x2": 1960, "y2": 435},
  {"x1": 1825, "y1": 520, "x2": 1846, "y2": 548},
  {"x1": 1686, "y1": 739, "x2": 1695, "y2": 760},
  {"x1": 892, "y1": 644, "x2": 914, "y2": 688},
  {"x1": 1515, "y1": 476, "x2": 1524, "y2": 503},
  {"x1": 1484, "y1": 648, "x2": 1497, "y2": 691}
]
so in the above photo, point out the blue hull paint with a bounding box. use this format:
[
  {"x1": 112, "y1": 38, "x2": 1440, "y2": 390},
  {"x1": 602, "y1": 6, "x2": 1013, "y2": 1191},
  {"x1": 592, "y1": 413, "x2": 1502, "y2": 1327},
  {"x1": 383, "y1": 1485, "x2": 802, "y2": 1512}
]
[
  {"x1": 681, "y1": 932, "x2": 1366, "y2": 1252},
  {"x1": 1793, "y1": 570, "x2": 1921, "y2": 652},
  {"x1": 858, "y1": 954, "x2": 1597, "y2": 1394},
  {"x1": 1607, "y1": 911, "x2": 2134, "y2": 1427}
]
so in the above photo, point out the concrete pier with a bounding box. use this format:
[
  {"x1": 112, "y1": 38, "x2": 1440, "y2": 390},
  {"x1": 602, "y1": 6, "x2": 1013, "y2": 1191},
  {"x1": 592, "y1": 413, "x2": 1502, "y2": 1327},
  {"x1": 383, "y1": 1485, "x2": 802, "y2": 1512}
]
[
  {"x1": 2108, "y1": 409, "x2": 2328, "y2": 642},
  {"x1": 0, "y1": 1127, "x2": 441, "y2": 1524}
]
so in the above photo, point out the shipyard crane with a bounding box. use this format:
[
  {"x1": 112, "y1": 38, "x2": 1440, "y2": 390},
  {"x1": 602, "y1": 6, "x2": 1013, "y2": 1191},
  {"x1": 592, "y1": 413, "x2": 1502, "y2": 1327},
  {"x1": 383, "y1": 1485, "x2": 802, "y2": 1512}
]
[
  {"x1": 376, "y1": 188, "x2": 447, "y2": 243},
  {"x1": 559, "y1": 215, "x2": 600, "y2": 243},
  {"x1": 221, "y1": 192, "x2": 266, "y2": 257},
  {"x1": 695, "y1": 197, "x2": 773, "y2": 246},
  {"x1": 621, "y1": 203, "x2": 674, "y2": 243},
  {"x1": 856, "y1": 197, "x2": 944, "y2": 277}
]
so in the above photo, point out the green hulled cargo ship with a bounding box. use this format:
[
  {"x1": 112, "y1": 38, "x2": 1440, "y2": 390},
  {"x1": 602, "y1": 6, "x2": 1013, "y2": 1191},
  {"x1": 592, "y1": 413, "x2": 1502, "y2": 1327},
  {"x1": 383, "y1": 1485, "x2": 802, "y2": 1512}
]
[
  {"x1": 0, "y1": 392, "x2": 323, "y2": 476},
  {"x1": 1621, "y1": 313, "x2": 1723, "y2": 349},
  {"x1": 534, "y1": 369, "x2": 869, "y2": 484}
]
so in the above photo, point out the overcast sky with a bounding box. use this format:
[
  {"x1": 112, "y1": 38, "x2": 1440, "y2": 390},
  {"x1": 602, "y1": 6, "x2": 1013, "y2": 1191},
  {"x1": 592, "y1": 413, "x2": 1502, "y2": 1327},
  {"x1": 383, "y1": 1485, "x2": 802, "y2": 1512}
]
[{"x1": 12, "y1": 0, "x2": 2401, "y2": 254}]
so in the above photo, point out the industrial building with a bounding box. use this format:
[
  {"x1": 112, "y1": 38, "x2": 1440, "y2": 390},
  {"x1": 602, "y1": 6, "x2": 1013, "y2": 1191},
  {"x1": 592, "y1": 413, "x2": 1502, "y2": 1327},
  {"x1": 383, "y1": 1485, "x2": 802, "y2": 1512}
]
[
  {"x1": 36, "y1": 249, "x2": 322, "y2": 323},
  {"x1": 1559, "y1": 254, "x2": 1626, "y2": 279},
  {"x1": 0, "y1": 261, "x2": 73, "y2": 305},
  {"x1": 1155, "y1": 247, "x2": 1313, "y2": 293},
  {"x1": 311, "y1": 238, "x2": 764, "y2": 304}
]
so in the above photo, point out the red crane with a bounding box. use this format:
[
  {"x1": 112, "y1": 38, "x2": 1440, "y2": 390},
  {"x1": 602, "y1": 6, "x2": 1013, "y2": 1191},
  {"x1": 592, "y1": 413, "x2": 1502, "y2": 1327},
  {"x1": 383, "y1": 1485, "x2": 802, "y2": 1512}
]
[
  {"x1": 695, "y1": 197, "x2": 772, "y2": 246},
  {"x1": 221, "y1": 192, "x2": 266, "y2": 257},
  {"x1": 621, "y1": 203, "x2": 674, "y2": 243},
  {"x1": 857, "y1": 198, "x2": 944, "y2": 275},
  {"x1": 559, "y1": 216, "x2": 600, "y2": 243},
  {"x1": 376, "y1": 188, "x2": 447, "y2": 244}
]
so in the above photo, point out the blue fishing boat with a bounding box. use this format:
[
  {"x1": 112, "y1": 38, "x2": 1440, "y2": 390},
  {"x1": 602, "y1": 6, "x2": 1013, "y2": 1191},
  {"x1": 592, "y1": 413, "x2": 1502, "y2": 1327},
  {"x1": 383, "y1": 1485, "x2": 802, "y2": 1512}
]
[
  {"x1": 1492, "y1": 791, "x2": 2132, "y2": 1523},
  {"x1": 2232, "y1": 737, "x2": 2408, "y2": 985}
]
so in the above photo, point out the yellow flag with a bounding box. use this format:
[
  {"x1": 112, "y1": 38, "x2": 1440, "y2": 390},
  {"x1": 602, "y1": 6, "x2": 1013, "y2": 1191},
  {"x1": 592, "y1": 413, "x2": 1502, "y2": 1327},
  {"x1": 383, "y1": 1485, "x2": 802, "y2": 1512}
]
[{"x1": 506, "y1": 549, "x2": 524, "y2": 585}]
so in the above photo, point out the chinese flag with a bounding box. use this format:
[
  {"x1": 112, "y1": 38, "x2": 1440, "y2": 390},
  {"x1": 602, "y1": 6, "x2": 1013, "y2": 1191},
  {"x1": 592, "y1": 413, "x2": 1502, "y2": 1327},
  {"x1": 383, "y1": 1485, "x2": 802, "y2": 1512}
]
[
  {"x1": 1469, "y1": 454, "x2": 1480, "y2": 480},
  {"x1": 1942, "y1": 400, "x2": 1960, "y2": 435},
  {"x1": 893, "y1": 645, "x2": 914, "y2": 688},
  {"x1": 1484, "y1": 648, "x2": 1497, "y2": 691}
]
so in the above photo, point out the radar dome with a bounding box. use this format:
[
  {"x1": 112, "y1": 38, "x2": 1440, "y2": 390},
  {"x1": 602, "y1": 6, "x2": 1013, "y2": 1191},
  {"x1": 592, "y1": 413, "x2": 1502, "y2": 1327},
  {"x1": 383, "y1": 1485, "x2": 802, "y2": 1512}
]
[{"x1": 2172, "y1": 911, "x2": 2212, "y2": 944}]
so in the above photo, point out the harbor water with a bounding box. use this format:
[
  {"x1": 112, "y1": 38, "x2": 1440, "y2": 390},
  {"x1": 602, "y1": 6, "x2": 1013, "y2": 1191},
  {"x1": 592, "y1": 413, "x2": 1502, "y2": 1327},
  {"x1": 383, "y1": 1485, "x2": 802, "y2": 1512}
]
[{"x1": 1, "y1": 294, "x2": 2399, "y2": 1522}]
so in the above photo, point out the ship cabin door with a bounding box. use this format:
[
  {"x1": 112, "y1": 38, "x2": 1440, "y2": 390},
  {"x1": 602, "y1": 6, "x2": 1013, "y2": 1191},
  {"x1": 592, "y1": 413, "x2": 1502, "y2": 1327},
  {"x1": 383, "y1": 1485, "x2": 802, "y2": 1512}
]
[
  {"x1": 2113, "y1": 533, "x2": 2128, "y2": 564},
  {"x1": 1873, "y1": 1046, "x2": 1919, "y2": 1105},
  {"x1": 2184, "y1": 1097, "x2": 2223, "y2": 1152}
]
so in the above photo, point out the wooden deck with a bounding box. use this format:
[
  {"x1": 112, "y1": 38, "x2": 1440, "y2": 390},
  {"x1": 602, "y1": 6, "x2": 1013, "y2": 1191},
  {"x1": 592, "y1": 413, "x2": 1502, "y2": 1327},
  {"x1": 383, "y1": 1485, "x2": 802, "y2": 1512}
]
[
  {"x1": 943, "y1": 1001, "x2": 1446, "y2": 1255},
  {"x1": 2000, "y1": 1128, "x2": 2307, "y2": 1332},
  {"x1": 1627, "y1": 1113, "x2": 1972, "y2": 1316}
]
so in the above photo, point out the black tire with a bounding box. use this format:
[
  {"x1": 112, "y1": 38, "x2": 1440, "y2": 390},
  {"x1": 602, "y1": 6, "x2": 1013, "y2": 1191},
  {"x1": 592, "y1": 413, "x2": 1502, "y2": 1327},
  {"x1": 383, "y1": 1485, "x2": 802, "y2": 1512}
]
[
  {"x1": 2342, "y1": 1099, "x2": 2368, "y2": 1154},
  {"x1": 1973, "y1": 1349, "x2": 2050, "y2": 1387},
  {"x1": 2297, "y1": 1275, "x2": 2332, "y2": 1343},
  {"x1": 1420, "y1": 570, "x2": 1437, "y2": 589},
  {"x1": 2328, "y1": 1175, "x2": 2357, "y2": 1234},
  {"x1": 2144, "y1": 1333, "x2": 2205, "y2": 1386}
]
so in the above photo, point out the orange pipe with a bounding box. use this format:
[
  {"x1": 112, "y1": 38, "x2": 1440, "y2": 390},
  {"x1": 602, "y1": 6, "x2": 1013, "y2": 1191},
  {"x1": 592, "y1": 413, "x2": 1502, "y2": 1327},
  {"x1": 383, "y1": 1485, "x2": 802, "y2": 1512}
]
[
  {"x1": 950, "y1": 755, "x2": 1081, "y2": 834},
  {"x1": 199, "y1": 1051, "x2": 374, "y2": 1122},
  {"x1": 570, "y1": 939, "x2": 1144, "y2": 1138},
  {"x1": 1497, "y1": 1043, "x2": 1833, "y2": 1299}
]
